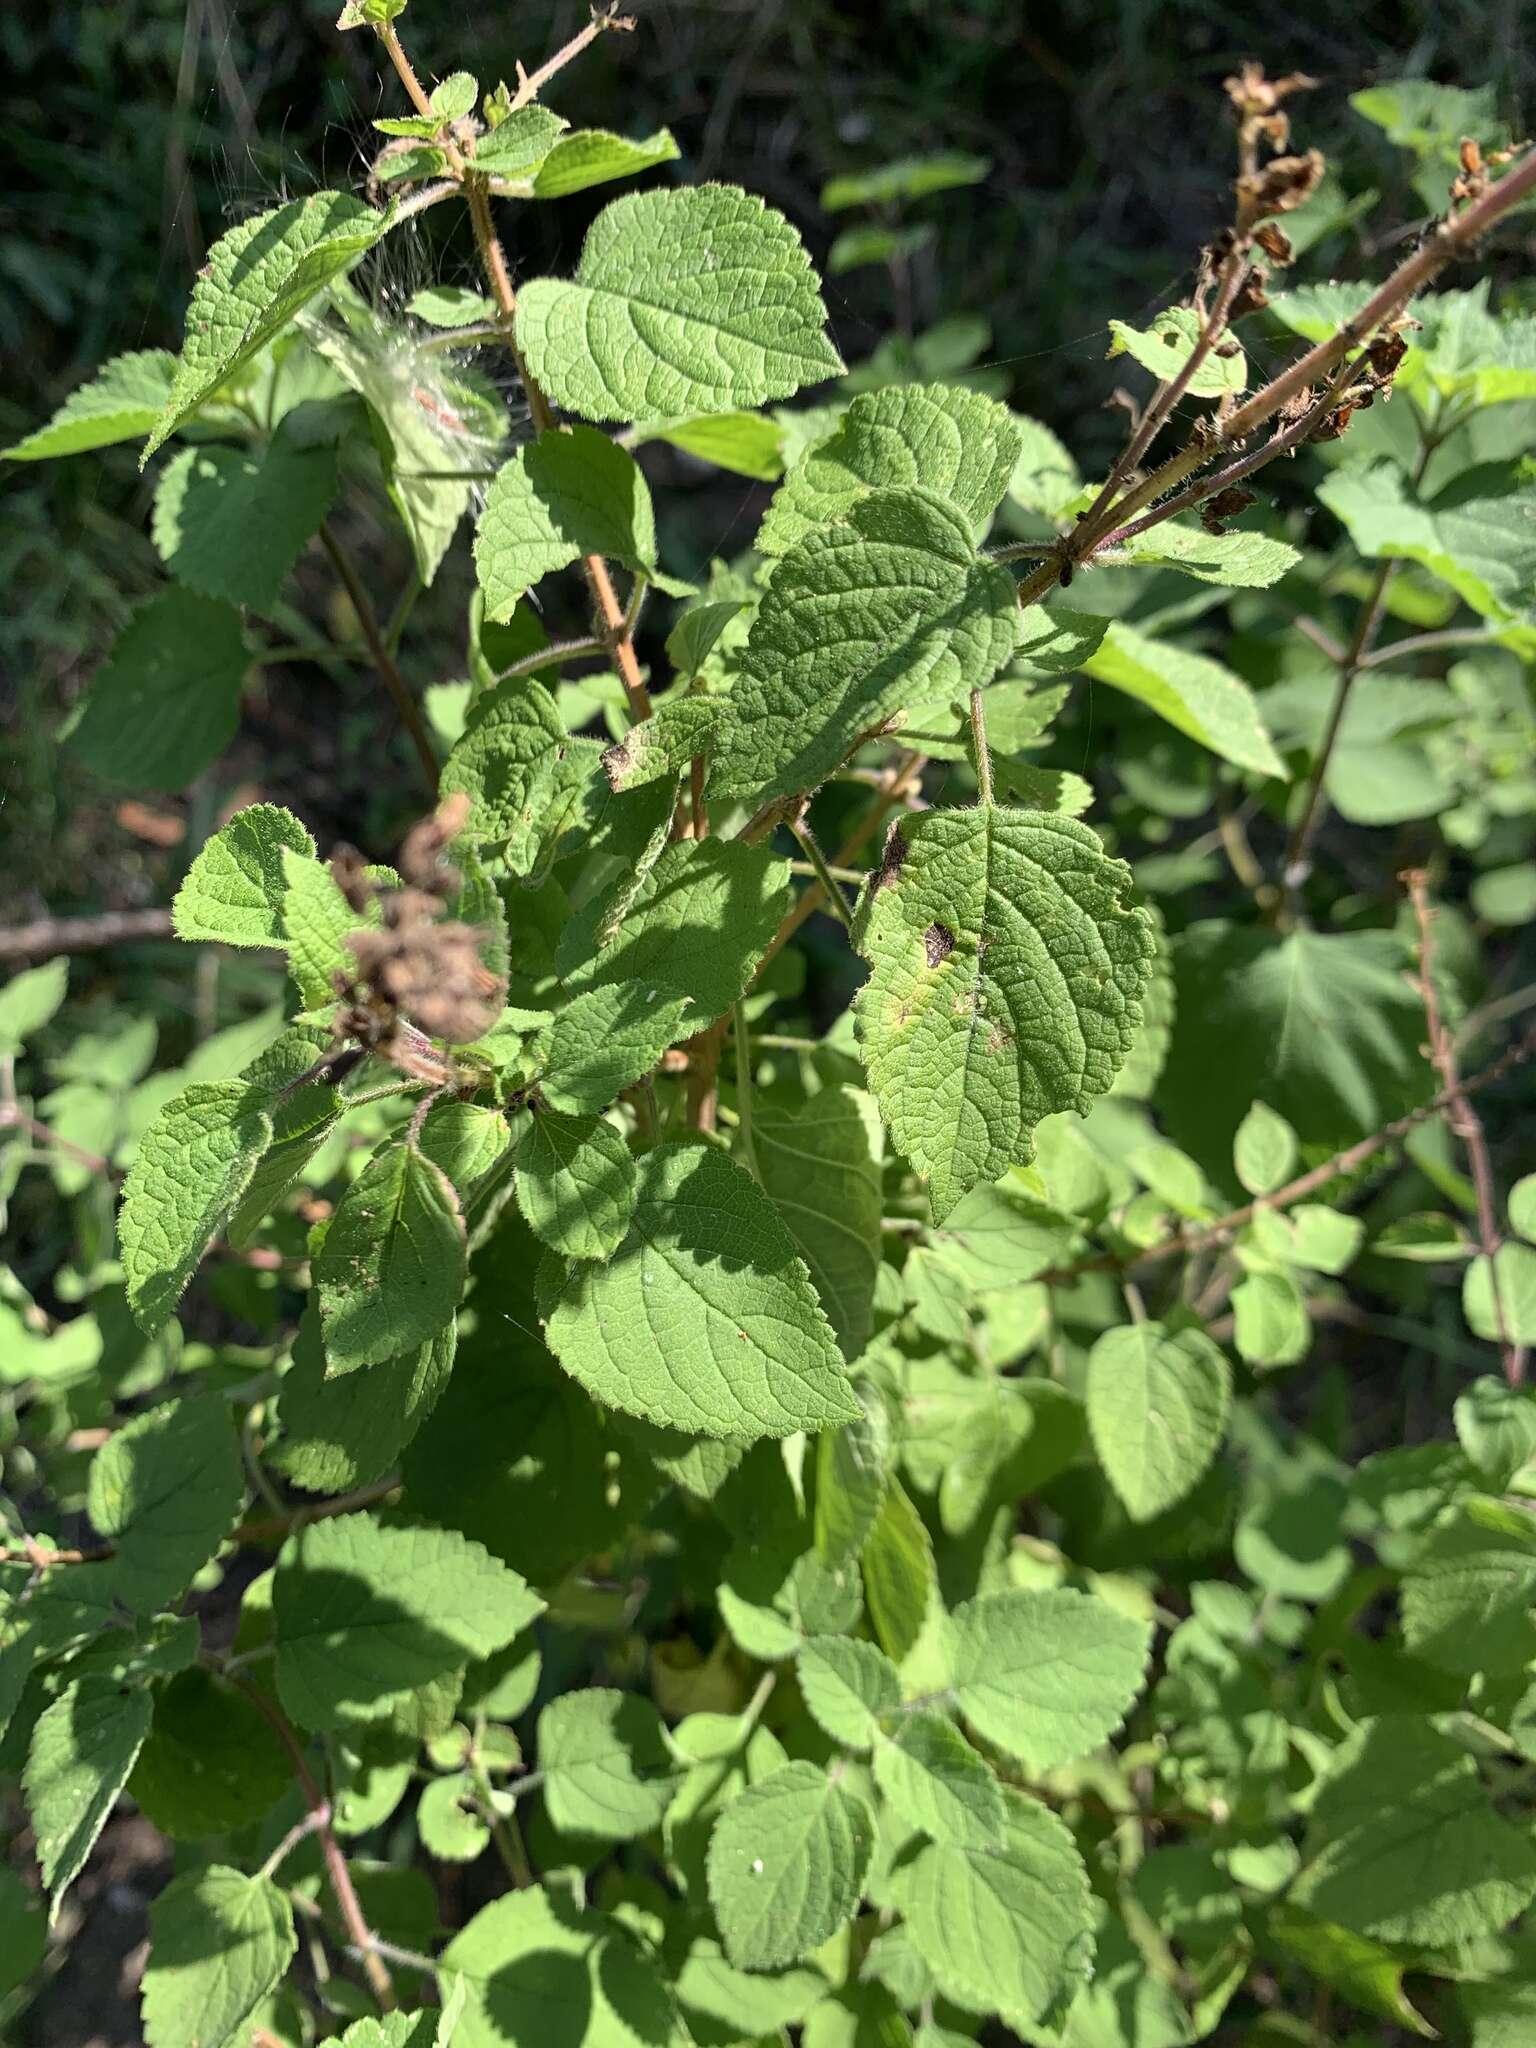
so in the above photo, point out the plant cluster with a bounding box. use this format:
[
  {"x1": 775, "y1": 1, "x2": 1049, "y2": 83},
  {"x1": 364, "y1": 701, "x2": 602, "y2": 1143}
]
[{"x1": 3, "y1": 7, "x2": 1536, "y2": 2046}]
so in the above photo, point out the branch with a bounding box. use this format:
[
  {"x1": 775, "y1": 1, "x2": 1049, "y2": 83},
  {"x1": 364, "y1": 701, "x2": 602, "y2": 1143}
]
[
  {"x1": 511, "y1": 4, "x2": 635, "y2": 109},
  {"x1": 0, "y1": 908, "x2": 175, "y2": 963},
  {"x1": 227, "y1": 1672, "x2": 396, "y2": 2010},
  {"x1": 319, "y1": 525, "x2": 440, "y2": 796},
  {"x1": 1405, "y1": 869, "x2": 1523, "y2": 1386},
  {"x1": 1035, "y1": 1027, "x2": 1536, "y2": 1287}
]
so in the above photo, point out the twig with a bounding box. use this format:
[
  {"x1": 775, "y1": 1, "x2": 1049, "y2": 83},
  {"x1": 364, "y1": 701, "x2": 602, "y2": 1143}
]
[
  {"x1": 787, "y1": 817, "x2": 854, "y2": 928},
  {"x1": 319, "y1": 524, "x2": 440, "y2": 796},
  {"x1": 1405, "y1": 869, "x2": 1522, "y2": 1385},
  {"x1": 0, "y1": 1101, "x2": 112, "y2": 1177},
  {"x1": 1035, "y1": 1027, "x2": 1536, "y2": 1287},
  {"x1": 511, "y1": 5, "x2": 634, "y2": 109},
  {"x1": 0, "y1": 908, "x2": 176, "y2": 962},
  {"x1": 228, "y1": 1672, "x2": 397, "y2": 2011},
  {"x1": 968, "y1": 687, "x2": 994, "y2": 807},
  {"x1": 257, "y1": 1804, "x2": 333, "y2": 1882},
  {"x1": 733, "y1": 1003, "x2": 760, "y2": 1181}
]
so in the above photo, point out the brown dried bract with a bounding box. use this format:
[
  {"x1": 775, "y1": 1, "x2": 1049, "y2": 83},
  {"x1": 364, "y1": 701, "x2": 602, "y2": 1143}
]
[
  {"x1": 1236, "y1": 149, "x2": 1325, "y2": 223},
  {"x1": 1254, "y1": 222, "x2": 1295, "y2": 265},
  {"x1": 1200, "y1": 486, "x2": 1257, "y2": 535}
]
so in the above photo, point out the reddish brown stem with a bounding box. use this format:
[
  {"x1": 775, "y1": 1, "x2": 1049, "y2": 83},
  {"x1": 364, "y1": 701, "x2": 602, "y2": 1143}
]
[{"x1": 319, "y1": 525, "x2": 439, "y2": 797}]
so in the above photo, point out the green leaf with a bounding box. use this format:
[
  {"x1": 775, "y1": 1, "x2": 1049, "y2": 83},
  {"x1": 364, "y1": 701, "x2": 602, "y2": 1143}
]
[
  {"x1": 1319, "y1": 460, "x2": 1536, "y2": 622},
  {"x1": 862, "y1": 1477, "x2": 936, "y2": 1665},
  {"x1": 1081, "y1": 621, "x2": 1287, "y2": 778},
  {"x1": 815, "y1": 1382, "x2": 891, "y2": 1568},
  {"x1": 470, "y1": 104, "x2": 567, "y2": 177},
  {"x1": 316, "y1": 1142, "x2": 466, "y2": 1370},
  {"x1": 827, "y1": 221, "x2": 935, "y2": 274},
  {"x1": 1400, "y1": 1509, "x2": 1536, "y2": 1674},
  {"x1": 874, "y1": 1711, "x2": 1005, "y2": 1847},
  {"x1": 277, "y1": 1308, "x2": 456, "y2": 1493},
  {"x1": 894, "y1": 1786, "x2": 1094, "y2": 2029},
  {"x1": 87, "y1": 1394, "x2": 244, "y2": 1609},
  {"x1": 141, "y1": 1867, "x2": 296, "y2": 2048},
  {"x1": 535, "y1": 982, "x2": 694, "y2": 1114},
  {"x1": 1294, "y1": 1719, "x2": 1536, "y2": 1944},
  {"x1": 1234, "y1": 1099, "x2": 1298, "y2": 1195},
  {"x1": 1266, "y1": 1905, "x2": 1437, "y2": 2039},
  {"x1": 1108, "y1": 305, "x2": 1246, "y2": 397},
  {"x1": 0, "y1": 1867, "x2": 45, "y2": 2000},
  {"x1": 474, "y1": 426, "x2": 667, "y2": 622},
  {"x1": 175, "y1": 803, "x2": 316, "y2": 945},
  {"x1": 758, "y1": 383, "x2": 1022, "y2": 554},
  {"x1": 545, "y1": 1139, "x2": 856, "y2": 1441},
  {"x1": 797, "y1": 1636, "x2": 901, "y2": 1750},
  {"x1": 118, "y1": 1081, "x2": 275, "y2": 1332},
  {"x1": 557, "y1": 839, "x2": 790, "y2": 1018},
  {"x1": 947, "y1": 1586, "x2": 1152, "y2": 1769},
  {"x1": 852, "y1": 806, "x2": 1153, "y2": 1219},
  {"x1": 69, "y1": 589, "x2": 249, "y2": 791},
  {"x1": 538, "y1": 1687, "x2": 675, "y2": 1840},
  {"x1": 714, "y1": 486, "x2": 1019, "y2": 801},
  {"x1": 1008, "y1": 415, "x2": 1082, "y2": 519},
  {"x1": 821, "y1": 152, "x2": 989, "y2": 209},
  {"x1": 440, "y1": 678, "x2": 597, "y2": 875},
  {"x1": 418, "y1": 1102, "x2": 510, "y2": 1200},
  {"x1": 417, "y1": 1774, "x2": 491, "y2": 1863},
  {"x1": 1160, "y1": 924, "x2": 1429, "y2": 1175},
  {"x1": 674, "y1": 1937, "x2": 827, "y2": 2045},
  {"x1": 5, "y1": 351, "x2": 176, "y2": 460},
  {"x1": 152, "y1": 438, "x2": 336, "y2": 608},
  {"x1": 1121, "y1": 521, "x2": 1301, "y2": 588},
  {"x1": 443, "y1": 1886, "x2": 681, "y2": 2048},
  {"x1": 634, "y1": 411, "x2": 784, "y2": 480},
  {"x1": 273, "y1": 1511, "x2": 542, "y2": 1730},
  {"x1": 280, "y1": 845, "x2": 361, "y2": 1007},
  {"x1": 0, "y1": 957, "x2": 68, "y2": 1054},
  {"x1": 1510, "y1": 1174, "x2": 1536, "y2": 1244},
  {"x1": 707, "y1": 1760, "x2": 874, "y2": 1968},
  {"x1": 1086, "y1": 1321, "x2": 1231, "y2": 1522},
  {"x1": 145, "y1": 192, "x2": 393, "y2": 460},
  {"x1": 1455, "y1": 1376, "x2": 1536, "y2": 1489},
  {"x1": 513, "y1": 1110, "x2": 637, "y2": 1259},
  {"x1": 600, "y1": 696, "x2": 718, "y2": 792},
  {"x1": 529, "y1": 126, "x2": 682, "y2": 200},
  {"x1": 408, "y1": 285, "x2": 495, "y2": 328},
  {"x1": 129, "y1": 1667, "x2": 292, "y2": 1839},
  {"x1": 24, "y1": 1677, "x2": 152, "y2": 1915},
  {"x1": 517, "y1": 185, "x2": 842, "y2": 423},
  {"x1": 1464, "y1": 1242, "x2": 1536, "y2": 1343},
  {"x1": 752, "y1": 1086, "x2": 883, "y2": 1363}
]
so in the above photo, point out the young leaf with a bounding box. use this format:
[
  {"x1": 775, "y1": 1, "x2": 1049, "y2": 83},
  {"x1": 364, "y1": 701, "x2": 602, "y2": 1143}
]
[
  {"x1": 145, "y1": 192, "x2": 393, "y2": 460},
  {"x1": 1081, "y1": 622, "x2": 1287, "y2": 778},
  {"x1": 314, "y1": 1142, "x2": 466, "y2": 1371},
  {"x1": 1086, "y1": 1321, "x2": 1231, "y2": 1522},
  {"x1": 862, "y1": 1477, "x2": 937, "y2": 1664},
  {"x1": 118, "y1": 1082, "x2": 275, "y2": 1332},
  {"x1": 815, "y1": 1382, "x2": 892, "y2": 1567},
  {"x1": 822, "y1": 151, "x2": 989, "y2": 209},
  {"x1": 417, "y1": 1774, "x2": 491, "y2": 1863},
  {"x1": 273, "y1": 1512, "x2": 542, "y2": 1730},
  {"x1": 141, "y1": 1867, "x2": 297, "y2": 2048},
  {"x1": 280, "y1": 844, "x2": 363, "y2": 1008},
  {"x1": 1234, "y1": 1099, "x2": 1299, "y2": 1195},
  {"x1": 538, "y1": 1687, "x2": 676, "y2": 1840},
  {"x1": 534, "y1": 982, "x2": 693, "y2": 1114},
  {"x1": 513, "y1": 1109, "x2": 637, "y2": 1260},
  {"x1": 853, "y1": 807, "x2": 1153, "y2": 1219},
  {"x1": 24, "y1": 1678, "x2": 153, "y2": 1916},
  {"x1": 1108, "y1": 305, "x2": 1245, "y2": 396},
  {"x1": 474, "y1": 426, "x2": 669, "y2": 622},
  {"x1": 894, "y1": 1787, "x2": 1095, "y2": 2029},
  {"x1": 151, "y1": 438, "x2": 337, "y2": 609},
  {"x1": 174, "y1": 804, "x2": 317, "y2": 946},
  {"x1": 69, "y1": 590, "x2": 249, "y2": 791},
  {"x1": 87, "y1": 1395, "x2": 244, "y2": 1609},
  {"x1": 1294, "y1": 1719, "x2": 1536, "y2": 1944},
  {"x1": 1464, "y1": 1243, "x2": 1536, "y2": 1344},
  {"x1": 276, "y1": 1308, "x2": 456, "y2": 1494},
  {"x1": 443, "y1": 1886, "x2": 681, "y2": 2048},
  {"x1": 556, "y1": 839, "x2": 790, "y2": 1017},
  {"x1": 469, "y1": 103, "x2": 567, "y2": 177},
  {"x1": 545, "y1": 1139, "x2": 857, "y2": 1440},
  {"x1": 1454, "y1": 1376, "x2": 1536, "y2": 1490},
  {"x1": 947, "y1": 1586, "x2": 1152, "y2": 1769},
  {"x1": 757, "y1": 382, "x2": 1023, "y2": 554},
  {"x1": 752, "y1": 1086, "x2": 883, "y2": 1363},
  {"x1": 707, "y1": 1760, "x2": 874, "y2": 1968},
  {"x1": 528, "y1": 126, "x2": 682, "y2": 199},
  {"x1": 516, "y1": 185, "x2": 842, "y2": 422},
  {"x1": 635, "y1": 411, "x2": 784, "y2": 479},
  {"x1": 873, "y1": 1710, "x2": 1007, "y2": 1847},
  {"x1": 440, "y1": 678, "x2": 598, "y2": 875},
  {"x1": 713, "y1": 485, "x2": 1019, "y2": 801},
  {"x1": 1121, "y1": 521, "x2": 1300, "y2": 588},
  {"x1": 5, "y1": 351, "x2": 176, "y2": 460},
  {"x1": 796, "y1": 1636, "x2": 902, "y2": 1750},
  {"x1": 0, "y1": 957, "x2": 69, "y2": 1054}
]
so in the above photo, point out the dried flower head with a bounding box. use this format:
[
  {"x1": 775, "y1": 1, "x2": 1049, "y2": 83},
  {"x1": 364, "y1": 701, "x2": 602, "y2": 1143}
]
[
  {"x1": 1200, "y1": 486, "x2": 1258, "y2": 535},
  {"x1": 1236, "y1": 149, "x2": 1326, "y2": 224}
]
